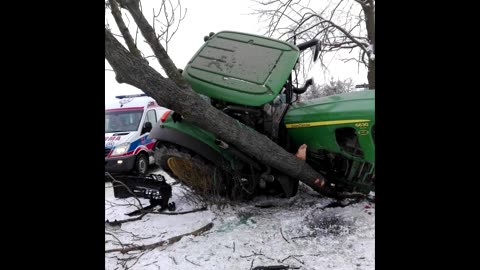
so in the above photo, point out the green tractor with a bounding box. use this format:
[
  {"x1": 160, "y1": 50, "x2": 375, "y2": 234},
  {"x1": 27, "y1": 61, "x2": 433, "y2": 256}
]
[{"x1": 149, "y1": 31, "x2": 374, "y2": 199}]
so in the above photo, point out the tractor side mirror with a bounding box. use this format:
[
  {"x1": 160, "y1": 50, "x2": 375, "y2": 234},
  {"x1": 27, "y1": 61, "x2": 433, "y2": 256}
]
[
  {"x1": 292, "y1": 78, "x2": 314, "y2": 94},
  {"x1": 297, "y1": 39, "x2": 321, "y2": 63},
  {"x1": 305, "y1": 78, "x2": 314, "y2": 88}
]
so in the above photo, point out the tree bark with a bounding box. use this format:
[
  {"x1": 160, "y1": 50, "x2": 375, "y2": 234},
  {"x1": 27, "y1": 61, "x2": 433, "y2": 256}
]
[
  {"x1": 368, "y1": 59, "x2": 375, "y2": 89},
  {"x1": 363, "y1": 0, "x2": 375, "y2": 89},
  {"x1": 105, "y1": 29, "x2": 328, "y2": 195},
  {"x1": 108, "y1": 0, "x2": 142, "y2": 59}
]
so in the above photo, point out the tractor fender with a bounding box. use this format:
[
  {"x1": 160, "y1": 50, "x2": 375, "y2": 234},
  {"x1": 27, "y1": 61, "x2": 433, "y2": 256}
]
[{"x1": 149, "y1": 126, "x2": 224, "y2": 166}]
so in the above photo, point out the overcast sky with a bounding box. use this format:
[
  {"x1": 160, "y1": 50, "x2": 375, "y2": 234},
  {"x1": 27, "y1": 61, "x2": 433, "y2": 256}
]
[{"x1": 105, "y1": 0, "x2": 368, "y2": 105}]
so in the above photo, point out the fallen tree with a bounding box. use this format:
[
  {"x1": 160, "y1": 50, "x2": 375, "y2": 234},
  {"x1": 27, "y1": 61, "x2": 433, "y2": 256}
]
[{"x1": 105, "y1": 0, "x2": 328, "y2": 196}]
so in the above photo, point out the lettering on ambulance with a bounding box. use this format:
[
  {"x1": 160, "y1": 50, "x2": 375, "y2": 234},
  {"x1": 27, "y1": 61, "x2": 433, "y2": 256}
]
[{"x1": 105, "y1": 136, "x2": 122, "y2": 148}]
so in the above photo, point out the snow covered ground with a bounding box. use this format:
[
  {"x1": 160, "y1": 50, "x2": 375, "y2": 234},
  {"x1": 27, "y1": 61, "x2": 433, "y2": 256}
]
[{"x1": 105, "y1": 168, "x2": 375, "y2": 269}]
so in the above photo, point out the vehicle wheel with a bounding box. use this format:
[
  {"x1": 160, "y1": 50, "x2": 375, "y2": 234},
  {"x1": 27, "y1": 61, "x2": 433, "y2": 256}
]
[
  {"x1": 135, "y1": 153, "x2": 149, "y2": 174},
  {"x1": 154, "y1": 144, "x2": 229, "y2": 198}
]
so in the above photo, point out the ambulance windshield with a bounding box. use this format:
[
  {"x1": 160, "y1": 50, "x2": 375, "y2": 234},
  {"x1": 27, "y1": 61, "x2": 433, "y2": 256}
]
[{"x1": 105, "y1": 110, "x2": 144, "y2": 133}]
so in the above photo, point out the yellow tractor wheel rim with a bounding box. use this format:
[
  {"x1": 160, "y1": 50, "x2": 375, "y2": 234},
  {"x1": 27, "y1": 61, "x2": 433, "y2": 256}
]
[{"x1": 166, "y1": 157, "x2": 212, "y2": 193}]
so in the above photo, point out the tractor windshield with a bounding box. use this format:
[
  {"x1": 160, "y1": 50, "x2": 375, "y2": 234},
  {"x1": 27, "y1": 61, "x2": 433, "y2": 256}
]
[{"x1": 105, "y1": 110, "x2": 143, "y2": 133}]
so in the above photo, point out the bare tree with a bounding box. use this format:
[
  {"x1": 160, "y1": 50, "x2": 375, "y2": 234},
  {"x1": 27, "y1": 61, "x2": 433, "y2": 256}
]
[
  {"x1": 304, "y1": 77, "x2": 355, "y2": 100},
  {"x1": 252, "y1": 0, "x2": 375, "y2": 89},
  {"x1": 105, "y1": 0, "x2": 329, "y2": 196},
  {"x1": 106, "y1": 0, "x2": 186, "y2": 64}
]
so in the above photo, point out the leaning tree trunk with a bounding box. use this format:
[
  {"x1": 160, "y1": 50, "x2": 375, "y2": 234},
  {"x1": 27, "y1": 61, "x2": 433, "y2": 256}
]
[
  {"x1": 368, "y1": 59, "x2": 375, "y2": 89},
  {"x1": 105, "y1": 29, "x2": 327, "y2": 195},
  {"x1": 363, "y1": 0, "x2": 375, "y2": 89}
]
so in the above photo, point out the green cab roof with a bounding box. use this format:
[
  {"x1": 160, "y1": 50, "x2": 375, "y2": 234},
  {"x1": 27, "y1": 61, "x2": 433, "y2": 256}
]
[{"x1": 183, "y1": 31, "x2": 300, "y2": 107}]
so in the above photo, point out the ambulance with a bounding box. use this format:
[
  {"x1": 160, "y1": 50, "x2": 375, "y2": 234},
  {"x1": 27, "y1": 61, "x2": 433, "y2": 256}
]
[{"x1": 105, "y1": 94, "x2": 169, "y2": 174}]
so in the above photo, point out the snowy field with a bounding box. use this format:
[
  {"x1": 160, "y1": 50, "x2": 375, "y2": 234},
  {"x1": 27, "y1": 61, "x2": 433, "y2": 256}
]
[{"x1": 105, "y1": 167, "x2": 375, "y2": 270}]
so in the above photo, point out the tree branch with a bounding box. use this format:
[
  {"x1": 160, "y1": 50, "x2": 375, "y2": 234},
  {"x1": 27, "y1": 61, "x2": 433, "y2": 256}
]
[
  {"x1": 105, "y1": 231, "x2": 125, "y2": 249},
  {"x1": 121, "y1": 0, "x2": 188, "y2": 88},
  {"x1": 269, "y1": 0, "x2": 293, "y2": 37},
  {"x1": 280, "y1": 227, "x2": 289, "y2": 243},
  {"x1": 105, "y1": 222, "x2": 214, "y2": 253},
  {"x1": 354, "y1": 0, "x2": 367, "y2": 7},
  {"x1": 330, "y1": 0, "x2": 345, "y2": 21},
  {"x1": 105, "y1": 213, "x2": 147, "y2": 226},
  {"x1": 148, "y1": 206, "x2": 207, "y2": 215},
  {"x1": 299, "y1": 13, "x2": 369, "y2": 55},
  {"x1": 184, "y1": 255, "x2": 202, "y2": 267},
  {"x1": 108, "y1": 0, "x2": 142, "y2": 58}
]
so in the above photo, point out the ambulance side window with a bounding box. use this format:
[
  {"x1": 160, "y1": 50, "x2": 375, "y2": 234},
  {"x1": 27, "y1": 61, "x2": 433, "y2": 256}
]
[{"x1": 146, "y1": 110, "x2": 157, "y2": 124}]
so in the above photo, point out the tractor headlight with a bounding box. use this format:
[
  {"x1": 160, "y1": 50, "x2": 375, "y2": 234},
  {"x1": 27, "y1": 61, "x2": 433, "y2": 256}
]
[{"x1": 111, "y1": 142, "x2": 130, "y2": 156}]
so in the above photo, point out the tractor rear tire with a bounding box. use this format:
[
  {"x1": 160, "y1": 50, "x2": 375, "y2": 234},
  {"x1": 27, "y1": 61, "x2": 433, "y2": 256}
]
[{"x1": 154, "y1": 144, "x2": 227, "y2": 198}]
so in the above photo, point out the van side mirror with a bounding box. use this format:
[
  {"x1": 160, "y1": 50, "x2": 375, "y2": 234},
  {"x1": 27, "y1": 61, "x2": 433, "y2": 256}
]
[{"x1": 142, "y1": 122, "x2": 153, "y2": 134}]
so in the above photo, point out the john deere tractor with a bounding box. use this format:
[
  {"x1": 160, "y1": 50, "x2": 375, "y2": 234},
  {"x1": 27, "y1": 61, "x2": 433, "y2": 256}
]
[{"x1": 149, "y1": 31, "x2": 374, "y2": 200}]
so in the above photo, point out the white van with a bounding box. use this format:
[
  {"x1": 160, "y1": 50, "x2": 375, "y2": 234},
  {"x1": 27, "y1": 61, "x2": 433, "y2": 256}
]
[{"x1": 105, "y1": 94, "x2": 169, "y2": 174}]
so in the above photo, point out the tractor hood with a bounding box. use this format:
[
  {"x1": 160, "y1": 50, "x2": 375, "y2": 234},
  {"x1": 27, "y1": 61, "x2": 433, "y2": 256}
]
[
  {"x1": 182, "y1": 31, "x2": 300, "y2": 107},
  {"x1": 285, "y1": 90, "x2": 375, "y2": 126}
]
